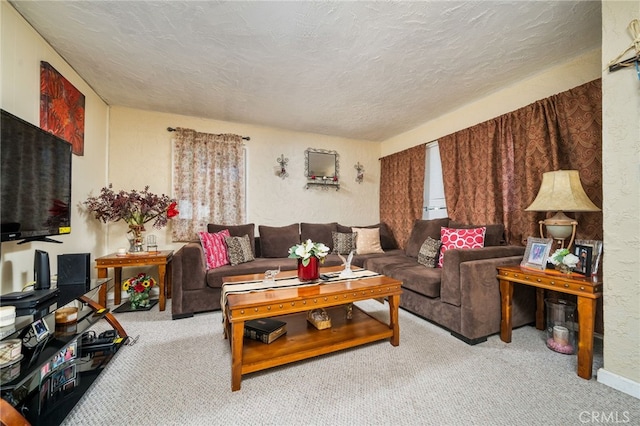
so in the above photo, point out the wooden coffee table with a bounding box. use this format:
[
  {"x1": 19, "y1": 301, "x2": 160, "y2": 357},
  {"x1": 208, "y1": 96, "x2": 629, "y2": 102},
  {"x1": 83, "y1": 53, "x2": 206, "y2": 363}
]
[{"x1": 223, "y1": 266, "x2": 402, "y2": 391}]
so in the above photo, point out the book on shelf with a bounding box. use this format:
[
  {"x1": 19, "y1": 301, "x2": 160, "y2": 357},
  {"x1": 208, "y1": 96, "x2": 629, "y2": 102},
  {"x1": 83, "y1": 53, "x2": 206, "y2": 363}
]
[{"x1": 244, "y1": 318, "x2": 287, "y2": 344}]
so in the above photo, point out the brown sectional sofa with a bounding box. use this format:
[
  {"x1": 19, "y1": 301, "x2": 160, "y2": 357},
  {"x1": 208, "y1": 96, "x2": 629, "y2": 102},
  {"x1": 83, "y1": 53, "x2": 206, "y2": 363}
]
[{"x1": 171, "y1": 219, "x2": 535, "y2": 344}]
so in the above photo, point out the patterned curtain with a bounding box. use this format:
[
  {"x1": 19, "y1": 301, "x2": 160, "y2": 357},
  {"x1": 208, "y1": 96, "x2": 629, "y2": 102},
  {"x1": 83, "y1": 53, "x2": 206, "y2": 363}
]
[
  {"x1": 439, "y1": 79, "x2": 602, "y2": 245},
  {"x1": 380, "y1": 144, "x2": 426, "y2": 249},
  {"x1": 171, "y1": 128, "x2": 245, "y2": 241}
]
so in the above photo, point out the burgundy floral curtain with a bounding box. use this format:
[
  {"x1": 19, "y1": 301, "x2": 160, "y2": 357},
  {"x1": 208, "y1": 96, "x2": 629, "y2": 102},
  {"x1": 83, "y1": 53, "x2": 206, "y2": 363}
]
[
  {"x1": 380, "y1": 144, "x2": 426, "y2": 249},
  {"x1": 439, "y1": 79, "x2": 602, "y2": 245},
  {"x1": 171, "y1": 128, "x2": 245, "y2": 241}
]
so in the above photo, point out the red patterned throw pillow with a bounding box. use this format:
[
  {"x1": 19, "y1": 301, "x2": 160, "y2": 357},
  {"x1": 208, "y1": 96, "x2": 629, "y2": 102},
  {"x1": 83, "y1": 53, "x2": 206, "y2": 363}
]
[
  {"x1": 437, "y1": 227, "x2": 486, "y2": 268},
  {"x1": 198, "y1": 229, "x2": 231, "y2": 269}
]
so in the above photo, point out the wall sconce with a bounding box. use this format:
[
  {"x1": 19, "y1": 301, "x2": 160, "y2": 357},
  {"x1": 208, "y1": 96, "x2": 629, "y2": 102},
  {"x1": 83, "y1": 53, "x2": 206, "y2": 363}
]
[
  {"x1": 354, "y1": 162, "x2": 364, "y2": 184},
  {"x1": 277, "y1": 154, "x2": 288, "y2": 179},
  {"x1": 525, "y1": 170, "x2": 600, "y2": 249}
]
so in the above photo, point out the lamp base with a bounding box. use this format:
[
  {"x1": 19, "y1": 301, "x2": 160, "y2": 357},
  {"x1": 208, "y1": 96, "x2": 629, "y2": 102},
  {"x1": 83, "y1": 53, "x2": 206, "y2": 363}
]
[{"x1": 539, "y1": 211, "x2": 577, "y2": 249}]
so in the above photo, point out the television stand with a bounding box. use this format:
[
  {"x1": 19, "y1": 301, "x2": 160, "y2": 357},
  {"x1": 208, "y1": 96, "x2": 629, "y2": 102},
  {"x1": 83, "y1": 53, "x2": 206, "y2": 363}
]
[{"x1": 0, "y1": 278, "x2": 127, "y2": 425}]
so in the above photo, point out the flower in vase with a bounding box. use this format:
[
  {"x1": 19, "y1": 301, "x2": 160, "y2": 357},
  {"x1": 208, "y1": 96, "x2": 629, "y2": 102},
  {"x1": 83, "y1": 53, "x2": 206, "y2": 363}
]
[
  {"x1": 83, "y1": 184, "x2": 179, "y2": 230},
  {"x1": 123, "y1": 273, "x2": 156, "y2": 309},
  {"x1": 288, "y1": 239, "x2": 330, "y2": 266},
  {"x1": 549, "y1": 248, "x2": 580, "y2": 272}
]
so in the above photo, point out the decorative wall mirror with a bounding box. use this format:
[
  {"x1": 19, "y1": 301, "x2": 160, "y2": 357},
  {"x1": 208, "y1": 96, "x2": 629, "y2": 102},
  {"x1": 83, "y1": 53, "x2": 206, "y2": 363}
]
[{"x1": 305, "y1": 148, "x2": 340, "y2": 190}]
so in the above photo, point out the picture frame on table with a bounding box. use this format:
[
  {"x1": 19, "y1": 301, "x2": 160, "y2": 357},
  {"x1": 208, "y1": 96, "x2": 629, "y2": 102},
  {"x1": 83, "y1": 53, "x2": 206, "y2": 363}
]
[
  {"x1": 521, "y1": 237, "x2": 553, "y2": 270},
  {"x1": 31, "y1": 318, "x2": 50, "y2": 342},
  {"x1": 573, "y1": 244, "x2": 593, "y2": 276},
  {"x1": 575, "y1": 239, "x2": 603, "y2": 275}
]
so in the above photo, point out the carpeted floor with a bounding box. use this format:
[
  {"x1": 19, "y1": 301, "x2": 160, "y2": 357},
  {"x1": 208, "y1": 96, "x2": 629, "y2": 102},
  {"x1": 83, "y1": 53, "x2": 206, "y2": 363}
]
[{"x1": 62, "y1": 300, "x2": 638, "y2": 425}]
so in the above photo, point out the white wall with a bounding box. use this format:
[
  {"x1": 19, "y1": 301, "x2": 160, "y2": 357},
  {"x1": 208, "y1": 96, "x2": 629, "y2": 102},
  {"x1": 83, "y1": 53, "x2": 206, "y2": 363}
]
[
  {"x1": 598, "y1": 0, "x2": 640, "y2": 397},
  {"x1": 105, "y1": 106, "x2": 381, "y2": 254},
  {"x1": 0, "y1": 0, "x2": 109, "y2": 292},
  {"x1": 381, "y1": 49, "x2": 602, "y2": 156}
]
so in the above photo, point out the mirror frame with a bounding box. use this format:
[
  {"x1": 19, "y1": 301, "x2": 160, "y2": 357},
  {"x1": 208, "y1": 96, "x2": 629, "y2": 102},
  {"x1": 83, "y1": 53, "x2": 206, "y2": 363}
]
[{"x1": 305, "y1": 148, "x2": 339, "y2": 181}]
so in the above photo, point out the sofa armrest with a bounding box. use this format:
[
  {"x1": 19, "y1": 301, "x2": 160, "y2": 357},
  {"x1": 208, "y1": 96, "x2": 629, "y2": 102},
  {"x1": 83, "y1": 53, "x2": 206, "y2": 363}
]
[
  {"x1": 457, "y1": 255, "x2": 535, "y2": 340},
  {"x1": 171, "y1": 242, "x2": 207, "y2": 317},
  {"x1": 441, "y1": 246, "x2": 525, "y2": 306}
]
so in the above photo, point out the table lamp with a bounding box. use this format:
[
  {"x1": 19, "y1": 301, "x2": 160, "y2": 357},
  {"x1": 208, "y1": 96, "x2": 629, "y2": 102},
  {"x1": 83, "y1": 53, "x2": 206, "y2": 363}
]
[{"x1": 525, "y1": 170, "x2": 600, "y2": 249}]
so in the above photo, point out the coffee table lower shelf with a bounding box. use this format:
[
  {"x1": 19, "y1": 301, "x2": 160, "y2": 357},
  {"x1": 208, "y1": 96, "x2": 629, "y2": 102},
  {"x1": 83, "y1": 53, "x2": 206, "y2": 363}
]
[{"x1": 239, "y1": 304, "x2": 393, "y2": 376}]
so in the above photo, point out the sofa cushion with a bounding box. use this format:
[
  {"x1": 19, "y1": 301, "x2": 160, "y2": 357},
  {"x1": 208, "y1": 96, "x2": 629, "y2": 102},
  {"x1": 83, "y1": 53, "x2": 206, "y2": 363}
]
[
  {"x1": 352, "y1": 227, "x2": 384, "y2": 254},
  {"x1": 404, "y1": 218, "x2": 450, "y2": 258},
  {"x1": 301, "y1": 222, "x2": 337, "y2": 250},
  {"x1": 438, "y1": 227, "x2": 486, "y2": 267},
  {"x1": 332, "y1": 231, "x2": 356, "y2": 255},
  {"x1": 386, "y1": 264, "x2": 442, "y2": 298},
  {"x1": 225, "y1": 235, "x2": 255, "y2": 265},
  {"x1": 259, "y1": 223, "x2": 300, "y2": 258},
  {"x1": 449, "y1": 222, "x2": 505, "y2": 246},
  {"x1": 198, "y1": 229, "x2": 230, "y2": 269},
  {"x1": 208, "y1": 223, "x2": 256, "y2": 255},
  {"x1": 417, "y1": 237, "x2": 441, "y2": 268},
  {"x1": 337, "y1": 222, "x2": 397, "y2": 250},
  {"x1": 363, "y1": 252, "x2": 441, "y2": 297}
]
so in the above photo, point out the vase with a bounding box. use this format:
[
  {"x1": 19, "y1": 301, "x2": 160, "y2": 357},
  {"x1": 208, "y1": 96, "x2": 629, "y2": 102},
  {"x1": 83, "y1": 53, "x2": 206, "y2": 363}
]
[
  {"x1": 297, "y1": 257, "x2": 319, "y2": 281},
  {"x1": 129, "y1": 290, "x2": 150, "y2": 310},
  {"x1": 128, "y1": 224, "x2": 145, "y2": 252},
  {"x1": 556, "y1": 263, "x2": 573, "y2": 274}
]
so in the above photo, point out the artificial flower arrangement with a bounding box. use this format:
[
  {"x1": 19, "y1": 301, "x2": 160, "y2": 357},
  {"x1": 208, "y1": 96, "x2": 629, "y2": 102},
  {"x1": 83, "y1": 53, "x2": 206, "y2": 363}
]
[
  {"x1": 288, "y1": 239, "x2": 330, "y2": 265},
  {"x1": 84, "y1": 184, "x2": 179, "y2": 229},
  {"x1": 122, "y1": 272, "x2": 156, "y2": 309},
  {"x1": 548, "y1": 248, "x2": 580, "y2": 273},
  {"x1": 84, "y1": 185, "x2": 179, "y2": 250}
]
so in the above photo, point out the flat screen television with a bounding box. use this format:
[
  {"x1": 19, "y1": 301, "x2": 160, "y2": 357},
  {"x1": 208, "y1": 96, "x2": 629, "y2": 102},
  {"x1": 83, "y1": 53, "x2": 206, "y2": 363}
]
[{"x1": 1, "y1": 109, "x2": 72, "y2": 243}]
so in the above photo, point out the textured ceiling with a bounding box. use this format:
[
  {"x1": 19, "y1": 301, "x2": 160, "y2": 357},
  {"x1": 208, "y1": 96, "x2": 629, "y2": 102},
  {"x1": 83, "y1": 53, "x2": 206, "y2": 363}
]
[{"x1": 9, "y1": 1, "x2": 601, "y2": 141}]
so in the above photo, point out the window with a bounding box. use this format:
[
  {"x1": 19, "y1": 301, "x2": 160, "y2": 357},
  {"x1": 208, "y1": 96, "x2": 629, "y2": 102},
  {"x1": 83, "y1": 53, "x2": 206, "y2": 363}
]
[
  {"x1": 171, "y1": 129, "x2": 245, "y2": 241},
  {"x1": 423, "y1": 141, "x2": 447, "y2": 220}
]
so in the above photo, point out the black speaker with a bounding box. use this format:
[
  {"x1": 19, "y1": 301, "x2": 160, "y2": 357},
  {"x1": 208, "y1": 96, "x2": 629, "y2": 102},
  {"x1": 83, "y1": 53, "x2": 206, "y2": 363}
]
[
  {"x1": 57, "y1": 253, "x2": 91, "y2": 286},
  {"x1": 34, "y1": 250, "x2": 51, "y2": 290}
]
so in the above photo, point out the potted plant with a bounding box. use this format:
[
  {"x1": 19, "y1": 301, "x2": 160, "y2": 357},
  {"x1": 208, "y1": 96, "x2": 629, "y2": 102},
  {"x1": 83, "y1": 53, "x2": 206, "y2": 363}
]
[{"x1": 288, "y1": 239, "x2": 330, "y2": 281}]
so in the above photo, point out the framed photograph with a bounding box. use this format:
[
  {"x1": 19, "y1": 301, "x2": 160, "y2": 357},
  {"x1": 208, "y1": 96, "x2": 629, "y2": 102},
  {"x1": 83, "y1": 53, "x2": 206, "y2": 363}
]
[
  {"x1": 521, "y1": 237, "x2": 553, "y2": 270},
  {"x1": 575, "y1": 239, "x2": 603, "y2": 275},
  {"x1": 573, "y1": 244, "x2": 593, "y2": 276},
  {"x1": 31, "y1": 319, "x2": 50, "y2": 342},
  {"x1": 40, "y1": 362, "x2": 51, "y2": 379}
]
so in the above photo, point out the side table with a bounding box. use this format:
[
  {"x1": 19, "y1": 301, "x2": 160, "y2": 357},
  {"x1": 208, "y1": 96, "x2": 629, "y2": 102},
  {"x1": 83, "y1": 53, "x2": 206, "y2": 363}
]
[
  {"x1": 496, "y1": 265, "x2": 603, "y2": 380},
  {"x1": 95, "y1": 250, "x2": 174, "y2": 311}
]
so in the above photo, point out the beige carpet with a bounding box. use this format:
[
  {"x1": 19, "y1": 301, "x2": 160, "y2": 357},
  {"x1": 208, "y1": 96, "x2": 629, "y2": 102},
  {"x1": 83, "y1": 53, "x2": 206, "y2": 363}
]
[{"x1": 62, "y1": 300, "x2": 638, "y2": 425}]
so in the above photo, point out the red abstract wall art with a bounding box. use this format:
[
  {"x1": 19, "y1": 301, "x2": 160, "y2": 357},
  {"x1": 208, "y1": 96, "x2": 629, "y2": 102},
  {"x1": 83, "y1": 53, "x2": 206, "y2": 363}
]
[{"x1": 40, "y1": 61, "x2": 85, "y2": 156}]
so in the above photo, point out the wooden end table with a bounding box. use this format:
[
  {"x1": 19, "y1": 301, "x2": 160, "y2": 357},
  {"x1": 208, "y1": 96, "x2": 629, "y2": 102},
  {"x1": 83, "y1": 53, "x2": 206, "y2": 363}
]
[
  {"x1": 497, "y1": 265, "x2": 603, "y2": 380},
  {"x1": 95, "y1": 250, "x2": 173, "y2": 311}
]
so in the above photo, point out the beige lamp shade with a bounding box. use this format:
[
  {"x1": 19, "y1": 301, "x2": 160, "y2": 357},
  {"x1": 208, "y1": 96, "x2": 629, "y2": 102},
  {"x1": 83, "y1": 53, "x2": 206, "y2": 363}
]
[
  {"x1": 525, "y1": 170, "x2": 600, "y2": 213},
  {"x1": 526, "y1": 170, "x2": 600, "y2": 249}
]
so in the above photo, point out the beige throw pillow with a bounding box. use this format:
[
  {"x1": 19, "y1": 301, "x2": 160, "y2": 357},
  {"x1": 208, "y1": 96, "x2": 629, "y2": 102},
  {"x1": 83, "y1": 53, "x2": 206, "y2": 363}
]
[{"x1": 351, "y1": 227, "x2": 384, "y2": 255}]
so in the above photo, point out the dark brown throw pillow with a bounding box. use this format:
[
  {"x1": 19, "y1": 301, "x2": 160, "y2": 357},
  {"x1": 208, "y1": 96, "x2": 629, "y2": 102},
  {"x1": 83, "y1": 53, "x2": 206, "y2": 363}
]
[
  {"x1": 259, "y1": 223, "x2": 300, "y2": 258},
  {"x1": 404, "y1": 218, "x2": 450, "y2": 258},
  {"x1": 301, "y1": 222, "x2": 338, "y2": 251}
]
